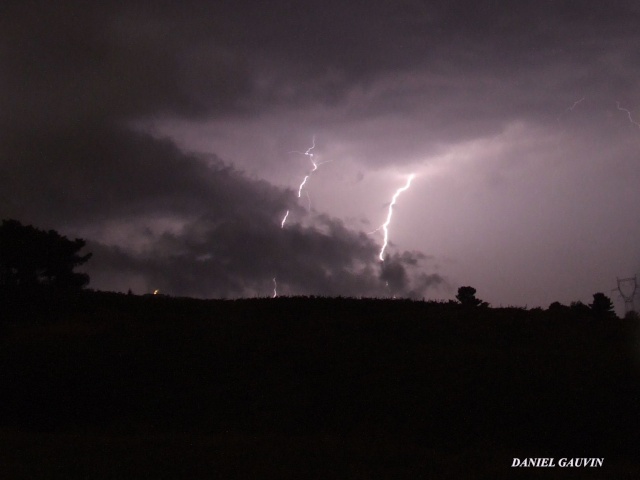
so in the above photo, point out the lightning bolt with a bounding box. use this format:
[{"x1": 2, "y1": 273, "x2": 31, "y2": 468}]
[
  {"x1": 291, "y1": 136, "x2": 332, "y2": 208},
  {"x1": 557, "y1": 96, "x2": 585, "y2": 122},
  {"x1": 569, "y1": 97, "x2": 585, "y2": 110},
  {"x1": 377, "y1": 173, "x2": 415, "y2": 262},
  {"x1": 272, "y1": 277, "x2": 278, "y2": 298},
  {"x1": 279, "y1": 136, "x2": 334, "y2": 229},
  {"x1": 616, "y1": 101, "x2": 640, "y2": 128},
  {"x1": 293, "y1": 136, "x2": 316, "y2": 197},
  {"x1": 304, "y1": 191, "x2": 311, "y2": 211}
]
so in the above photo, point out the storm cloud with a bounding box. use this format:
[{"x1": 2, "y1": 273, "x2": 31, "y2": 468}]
[
  {"x1": 2, "y1": 1, "x2": 640, "y2": 305},
  {"x1": 0, "y1": 1, "x2": 446, "y2": 298}
]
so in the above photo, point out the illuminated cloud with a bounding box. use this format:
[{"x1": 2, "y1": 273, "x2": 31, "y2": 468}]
[{"x1": 2, "y1": 1, "x2": 640, "y2": 307}]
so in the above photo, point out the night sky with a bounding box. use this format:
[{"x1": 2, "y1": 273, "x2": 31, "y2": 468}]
[{"x1": 2, "y1": 1, "x2": 640, "y2": 308}]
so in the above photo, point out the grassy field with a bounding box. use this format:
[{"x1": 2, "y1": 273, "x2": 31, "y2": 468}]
[{"x1": 1, "y1": 291, "x2": 639, "y2": 478}]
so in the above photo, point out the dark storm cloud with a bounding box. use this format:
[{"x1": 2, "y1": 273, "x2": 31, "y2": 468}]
[
  {"x1": 3, "y1": 0, "x2": 639, "y2": 301},
  {"x1": 119, "y1": 0, "x2": 640, "y2": 171},
  {"x1": 86, "y1": 204, "x2": 440, "y2": 299},
  {"x1": 0, "y1": 120, "x2": 291, "y2": 226},
  {"x1": 0, "y1": 0, "x2": 466, "y2": 299},
  {"x1": 0, "y1": 12, "x2": 442, "y2": 299},
  {"x1": 0, "y1": 1, "x2": 254, "y2": 129},
  {"x1": 3, "y1": 1, "x2": 639, "y2": 125},
  {"x1": 0, "y1": 113, "x2": 441, "y2": 297},
  {"x1": 221, "y1": 0, "x2": 640, "y2": 117},
  {"x1": 381, "y1": 251, "x2": 445, "y2": 298}
]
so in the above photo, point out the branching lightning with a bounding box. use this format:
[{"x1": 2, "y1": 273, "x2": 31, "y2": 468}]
[
  {"x1": 292, "y1": 136, "x2": 332, "y2": 205},
  {"x1": 377, "y1": 173, "x2": 415, "y2": 261},
  {"x1": 280, "y1": 136, "x2": 331, "y2": 228},
  {"x1": 616, "y1": 101, "x2": 640, "y2": 128},
  {"x1": 293, "y1": 136, "x2": 317, "y2": 198}
]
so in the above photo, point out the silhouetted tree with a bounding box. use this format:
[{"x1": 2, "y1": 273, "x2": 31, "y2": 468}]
[
  {"x1": 0, "y1": 219, "x2": 91, "y2": 291},
  {"x1": 547, "y1": 301, "x2": 570, "y2": 316},
  {"x1": 455, "y1": 286, "x2": 488, "y2": 308},
  {"x1": 624, "y1": 310, "x2": 640, "y2": 321},
  {"x1": 589, "y1": 292, "x2": 615, "y2": 319},
  {"x1": 567, "y1": 301, "x2": 591, "y2": 318}
]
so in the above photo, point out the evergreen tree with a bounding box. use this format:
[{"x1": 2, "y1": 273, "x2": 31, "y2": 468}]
[
  {"x1": 0, "y1": 219, "x2": 92, "y2": 291},
  {"x1": 589, "y1": 292, "x2": 615, "y2": 319},
  {"x1": 455, "y1": 286, "x2": 488, "y2": 308}
]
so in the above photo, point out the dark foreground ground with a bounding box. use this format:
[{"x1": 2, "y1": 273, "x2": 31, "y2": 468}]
[{"x1": 1, "y1": 291, "x2": 640, "y2": 478}]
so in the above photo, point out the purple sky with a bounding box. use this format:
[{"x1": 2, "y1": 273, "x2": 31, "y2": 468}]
[{"x1": 2, "y1": 1, "x2": 640, "y2": 310}]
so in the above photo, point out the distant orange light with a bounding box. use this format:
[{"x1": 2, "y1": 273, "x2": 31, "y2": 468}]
[{"x1": 153, "y1": 289, "x2": 159, "y2": 295}]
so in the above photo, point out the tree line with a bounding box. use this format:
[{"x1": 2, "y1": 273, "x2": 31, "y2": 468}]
[
  {"x1": 455, "y1": 285, "x2": 618, "y2": 319},
  {"x1": 0, "y1": 218, "x2": 625, "y2": 318}
]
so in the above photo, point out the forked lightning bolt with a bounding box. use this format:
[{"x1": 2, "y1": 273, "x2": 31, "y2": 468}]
[
  {"x1": 293, "y1": 136, "x2": 332, "y2": 203},
  {"x1": 377, "y1": 174, "x2": 415, "y2": 261},
  {"x1": 616, "y1": 101, "x2": 640, "y2": 128},
  {"x1": 281, "y1": 136, "x2": 330, "y2": 228},
  {"x1": 295, "y1": 136, "x2": 316, "y2": 194}
]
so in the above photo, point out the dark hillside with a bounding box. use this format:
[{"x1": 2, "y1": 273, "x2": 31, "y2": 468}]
[{"x1": 1, "y1": 291, "x2": 639, "y2": 478}]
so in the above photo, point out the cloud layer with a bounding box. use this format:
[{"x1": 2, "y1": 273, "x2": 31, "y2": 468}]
[{"x1": 2, "y1": 1, "x2": 640, "y2": 306}]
